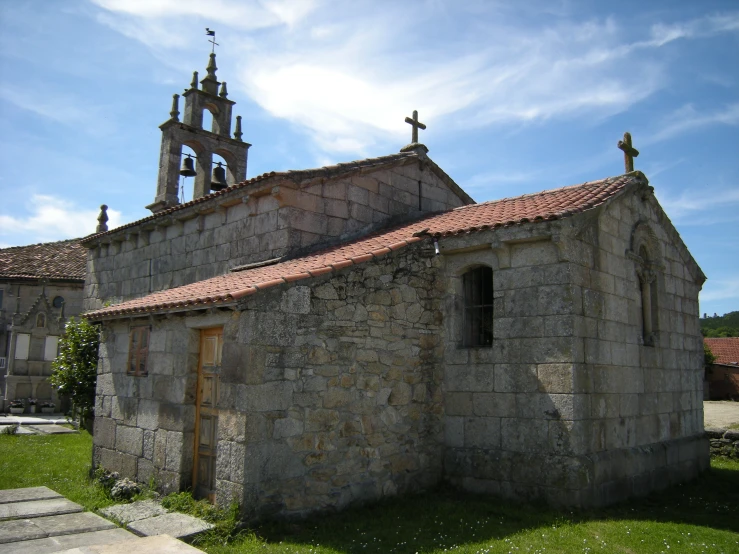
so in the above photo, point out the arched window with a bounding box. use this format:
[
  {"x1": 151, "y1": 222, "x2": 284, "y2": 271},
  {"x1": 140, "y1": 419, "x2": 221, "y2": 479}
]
[
  {"x1": 637, "y1": 245, "x2": 658, "y2": 347},
  {"x1": 462, "y1": 266, "x2": 494, "y2": 347},
  {"x1": 36, "y1": 313, "x2": 46, "y2": 328}
]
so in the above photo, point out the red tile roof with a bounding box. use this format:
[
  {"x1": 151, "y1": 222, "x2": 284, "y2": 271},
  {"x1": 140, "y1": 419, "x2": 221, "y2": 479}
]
[
  {"x1": 84, "y1": 172, "x2": 642, "y2": 320},
  {"x1": 705, "y1": 338, "x2": 739, "y2": 366},
  {"x1": 0, "y1": 239, "x2": 86, "y2": 281}
]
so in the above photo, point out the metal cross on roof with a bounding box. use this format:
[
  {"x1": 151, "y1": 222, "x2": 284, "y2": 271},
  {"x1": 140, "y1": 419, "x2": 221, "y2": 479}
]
[
  {"x1": 206, "y1": 28, "x2": 219, "y2": 53},
  {"x1": 404, "y1": 110, "x2": 426, "y2": 144},
  {"x1": 618, "y1": 132, "x2": 639, "y2": 173}
]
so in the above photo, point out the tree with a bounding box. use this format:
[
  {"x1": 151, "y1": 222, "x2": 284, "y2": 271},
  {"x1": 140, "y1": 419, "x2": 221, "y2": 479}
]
[
  {"x1": 704, "y1": 342, "x2": 717, "y2": 379},
  {"x1": 50, "y1": 317, "x2": 100, "y2": 423}
]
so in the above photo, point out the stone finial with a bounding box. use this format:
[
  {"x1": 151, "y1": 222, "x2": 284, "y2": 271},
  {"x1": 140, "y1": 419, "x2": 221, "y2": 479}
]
[
  {"x1": 219, "y1": 81, "x2": 228, "y2": 98},
  {"x1": 404, "y1": 110, "x2": 426, "y2": 144},
  {"x1": 190, "y1": 71, "x2": 199, "y2": 90},
  {"x1": 234, "y1": 115, "x2": 243, "y2": 141},
  {"x1": 206, "y1": 53, "x2": 218, "y2": 81},
  {"x1": 618, "y1": 132, "x2": 639, "y2": 173},
  {"x1": 170, "y1": 94, "x2": 180, "y2": 121},
  {"x1": 96, "y1": 205, "x2": 109, "y2": 233}
]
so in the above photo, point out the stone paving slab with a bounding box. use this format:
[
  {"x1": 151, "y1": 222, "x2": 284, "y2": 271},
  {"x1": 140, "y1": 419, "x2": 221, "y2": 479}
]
[
  {"x1": 27, "y1": 425, "x2": 78, "y2": 435},
  {"x1": 0, "y1": 511, "x2": 116, "y2": 544},
  {"x1": 127, "y1": 512, "x2": 214, "y2": 539},
  {"x1": 100, "y1": 500, "x2": 168, "y2": 525},
  {"x1": 0, "y1": 425, "x2": 35, "y2": 435},
  {"x1": 0, "y1": 528, "x2": 136, "y2": 554},
  {"x1": 0, "y1": 486, "x2": 62, "y2": 504},
  {"x1": 53, "y1": 533, "x2": 203, "y2": 553},
  {"x1": 0, "y1": 498, "x2": 82, "y2": 521},
  {"x1": 0, "y1": 415, "x2": 67, "y2": 426}
]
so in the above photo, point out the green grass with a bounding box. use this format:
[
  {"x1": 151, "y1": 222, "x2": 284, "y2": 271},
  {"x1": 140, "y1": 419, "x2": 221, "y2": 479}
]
[
  {"x1": 0, "y1": 430, "x2": 114, "y2": 512},
  {"x1": 2, "y1": 432, "x2": 738, "y2": 553}
]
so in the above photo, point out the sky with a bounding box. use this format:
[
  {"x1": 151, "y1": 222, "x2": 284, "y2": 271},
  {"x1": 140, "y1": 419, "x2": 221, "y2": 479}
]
[{"x1": 0, "y1": 0, "x2": 737, "y2": 317}]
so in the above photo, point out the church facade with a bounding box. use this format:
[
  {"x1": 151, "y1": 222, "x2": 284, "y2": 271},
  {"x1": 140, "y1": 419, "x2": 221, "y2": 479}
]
[{"x1": 83, "y1": 54, "x2": 708, "y2": 517}]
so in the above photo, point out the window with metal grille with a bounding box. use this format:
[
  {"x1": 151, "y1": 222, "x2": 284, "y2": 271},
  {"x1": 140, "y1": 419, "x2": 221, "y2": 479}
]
[
  {"x1": 127, "y1": 326, "x2": 150, "y2": 376},
  {"x1": 462, "y1": 266, "x2": 493, "y2": 347}
]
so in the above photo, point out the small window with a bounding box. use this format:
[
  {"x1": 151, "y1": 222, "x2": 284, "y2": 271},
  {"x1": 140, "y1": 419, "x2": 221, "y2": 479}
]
[
  {"x1": 127, "y1": 326, "x2": 150, "y2": 376},
  {"x1": 462, "y1": 266, "x2": 494, "y2": 347},
  {"x1": 53, "y1": 296, "x2": 64, "y2": 308},
  {"x1": 36, "y1": 313, "x2": 46, "y2": 328},
  {"x1": 44, "y1": 336, "x2": 59, "y2": 361},
  {"x1": 15, "y1": 333, "x2": 30, "y2": 360},
  {"x1": 0, "y1": 289, "x2": 4, "y2": 309}
]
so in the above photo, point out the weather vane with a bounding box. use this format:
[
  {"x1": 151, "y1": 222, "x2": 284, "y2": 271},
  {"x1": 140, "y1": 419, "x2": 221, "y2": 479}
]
[{"x1": 206, "y1": 28, "x2": 219, "y2": 53}]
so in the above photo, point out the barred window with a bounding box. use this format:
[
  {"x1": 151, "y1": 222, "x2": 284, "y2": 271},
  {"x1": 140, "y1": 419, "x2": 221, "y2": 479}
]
[
  {"x1": 462, "y1": 266, "x2": 494, "y2": 347},
  {"x1": 127, "y1": 326, "x2": 150, "y2": 376}
]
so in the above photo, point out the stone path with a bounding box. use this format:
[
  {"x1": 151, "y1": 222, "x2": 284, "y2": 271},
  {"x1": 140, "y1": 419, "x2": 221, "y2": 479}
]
[
  {"x1": 0, "y1": 486, "x2": 203, "y2": 553},
  {"x1": 0, "y1": 414, "x2": 77, "y2": 436},
  {"x1": 704, "y1": 401, "x2": 739, "y2": 429}
]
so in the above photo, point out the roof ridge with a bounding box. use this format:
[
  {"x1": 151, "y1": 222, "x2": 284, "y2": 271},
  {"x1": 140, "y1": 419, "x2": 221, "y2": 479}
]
[
  {"x1": 82, "y1": 151, "x2": 421, "y2": 243},
  {"x1": 0, "y1": 237, "x2": 83, "y2": 251}
]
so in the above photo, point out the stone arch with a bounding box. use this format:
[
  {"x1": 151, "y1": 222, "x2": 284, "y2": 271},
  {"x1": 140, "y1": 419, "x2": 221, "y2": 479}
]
[
  {"x1": 443, "y1": 249, "x2": 499, "y2": 348},
  {"x1": 214, "y1": 148, "x2": 238, "y2": 186},
  {"x1": 628, "y1": 222, "x2": 662, "y2": 346}
]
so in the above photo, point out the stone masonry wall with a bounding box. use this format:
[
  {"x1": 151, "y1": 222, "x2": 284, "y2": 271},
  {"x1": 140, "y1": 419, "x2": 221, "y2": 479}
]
[
  {"x1": 84, "y1": 161, "x2": 466, "y2": 311},
  {"x1": 439, "y1": 229, "x2": 590, "y2": 504},
  {"x1": 217, "y1": 244, "x2": 445, "y2": 517},
  {"x1": 92, "y1": 243, "x2": 445, "y2": 518},
  {"x1": 92, "y1": 318, "x2": 201, "y2": 494},
  {"x1": 566, "y1": 189, "x2": 708, "y2": 504}
]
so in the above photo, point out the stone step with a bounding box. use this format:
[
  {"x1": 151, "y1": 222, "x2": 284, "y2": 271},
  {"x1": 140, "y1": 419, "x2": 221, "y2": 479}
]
[
  {"x1": 0, "y1": 486, "x2": 63, "y2": 505},
  {"x1": 0, "y1": 511, "x2": 116, "y2": 544},
  {"x1": 0, "y1": 498, "x2": 82, "y2": 521},
  {"x1": 126, "y1": 512, "x2": 214, "y2": 540},
  {"x1": 53, "y1": 533, "x2": 204, "y2": 553},
  {"x1": 0, "y1": 528, "x2": 136, "y2": 554},
  {"x1": 99, "y1": 500, "x2": 168, "y2": 525}
]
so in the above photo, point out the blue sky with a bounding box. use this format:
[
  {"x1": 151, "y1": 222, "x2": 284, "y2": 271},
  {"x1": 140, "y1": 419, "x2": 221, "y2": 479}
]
[{"x1": 0, "y1": 0, "x2": 737, "y2": 316}]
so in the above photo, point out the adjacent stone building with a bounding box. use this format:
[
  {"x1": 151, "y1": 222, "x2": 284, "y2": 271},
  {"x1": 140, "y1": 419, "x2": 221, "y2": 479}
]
[
  {"x1": 83, "y1": 53, "x2": 709, "y2": 517},
  {"x1": 704, "y1": 337, "x2": 739, "y2": 400},
  {"x1": 0, "y1": 240, "x2": 86, "y2": 411}
]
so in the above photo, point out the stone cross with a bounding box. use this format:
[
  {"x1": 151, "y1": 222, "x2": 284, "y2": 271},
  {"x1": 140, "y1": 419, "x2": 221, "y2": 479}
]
[
  {"x1": 404, "y1": 110, "x2": 426, "y2": 144},
  {"x1": 617, "y1": 132, "x2": 639, "y2": 173},
  {"x1": 96, "y1": 205, "x2": 109, "y2": 233}
]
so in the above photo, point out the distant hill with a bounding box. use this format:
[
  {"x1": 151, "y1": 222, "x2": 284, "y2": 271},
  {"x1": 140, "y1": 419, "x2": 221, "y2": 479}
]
[{"x1": 701, "y1": 311, "x2": 739, "y2": 338}]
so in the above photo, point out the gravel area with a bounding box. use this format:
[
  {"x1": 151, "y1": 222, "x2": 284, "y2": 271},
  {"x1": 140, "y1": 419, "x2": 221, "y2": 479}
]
[{"x1": 704, "y1": 401, "x2": 739, "y2": 429}]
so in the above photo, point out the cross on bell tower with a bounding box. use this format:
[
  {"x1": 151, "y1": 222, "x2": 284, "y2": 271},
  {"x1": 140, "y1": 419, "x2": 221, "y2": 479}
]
[{"x1": 146, "y1": 32, "x2": 251, "y2": 213}]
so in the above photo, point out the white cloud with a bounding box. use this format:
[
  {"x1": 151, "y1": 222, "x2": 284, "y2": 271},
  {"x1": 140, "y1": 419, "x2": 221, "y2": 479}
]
[
  {"x1": 0, "y1": 195, "x2": 124, "y2": 245},
  {"x1": 649, "y1": 103, "x2": 739, "y2": 143},
  {"x1": 655, "y1": 186, "x2": 739, "y2": 223},
  {"x1": 88, "y1": 1, "x2": 739, "y2": 155},
  {"x1": 0, "y1": 87, "x2": 115, "y2": 137},
  {"x1": 700, "y1": 278, "x2": 739, "y2": 303}
]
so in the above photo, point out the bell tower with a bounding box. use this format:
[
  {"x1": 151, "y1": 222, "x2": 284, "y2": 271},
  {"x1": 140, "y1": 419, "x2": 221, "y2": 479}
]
[{"x1": 146, "y1": 52, "x2": 251, "y2": 213}]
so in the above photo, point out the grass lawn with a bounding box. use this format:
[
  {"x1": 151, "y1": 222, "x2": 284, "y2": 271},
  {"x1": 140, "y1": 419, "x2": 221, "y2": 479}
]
[{"x1": 1, "y1": 432, "x2": 737, "y2": 553}]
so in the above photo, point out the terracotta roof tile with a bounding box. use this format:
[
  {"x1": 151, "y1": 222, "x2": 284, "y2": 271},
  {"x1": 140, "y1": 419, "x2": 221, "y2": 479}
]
[
  {"x1": 0, "y1": 239, "x2": 86, "y2": 281},
  {"x1": 705, "y1": 338, "x2": 739, "y2": 366},
  {"x1": 85, "y1": 173, "x2": 642, "y2": 319}
]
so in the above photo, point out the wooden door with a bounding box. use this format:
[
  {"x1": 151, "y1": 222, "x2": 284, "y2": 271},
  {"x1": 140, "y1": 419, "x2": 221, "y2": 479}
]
[{"x1": 193, "y1": 328, "x2": 223, "y2": 502}]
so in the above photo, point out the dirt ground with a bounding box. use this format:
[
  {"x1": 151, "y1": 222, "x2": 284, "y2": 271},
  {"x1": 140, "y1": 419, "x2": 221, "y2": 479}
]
[{"x1": 703, "y1": 401, "x2": 739, "y2": 429}]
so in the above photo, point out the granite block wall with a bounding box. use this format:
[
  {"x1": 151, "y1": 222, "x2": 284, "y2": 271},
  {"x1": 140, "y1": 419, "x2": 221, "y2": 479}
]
[{"x1": 84, "y1": 161, "x2": 466, "y2": 311}]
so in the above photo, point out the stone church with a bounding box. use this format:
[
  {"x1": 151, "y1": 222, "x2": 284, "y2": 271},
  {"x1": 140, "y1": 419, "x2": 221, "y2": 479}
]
[{"x1": 83, "y1": 52, "x2": 709, "y2": 517}]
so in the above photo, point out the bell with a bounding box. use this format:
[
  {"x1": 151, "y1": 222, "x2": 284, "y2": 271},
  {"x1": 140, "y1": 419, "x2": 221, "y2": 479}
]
[
  {"x1": 210, "y1": 162, "x2": 227, "y2": 191},
  {"x1": 179, "y1": 155, "x2": 196, "y2": 177}
]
